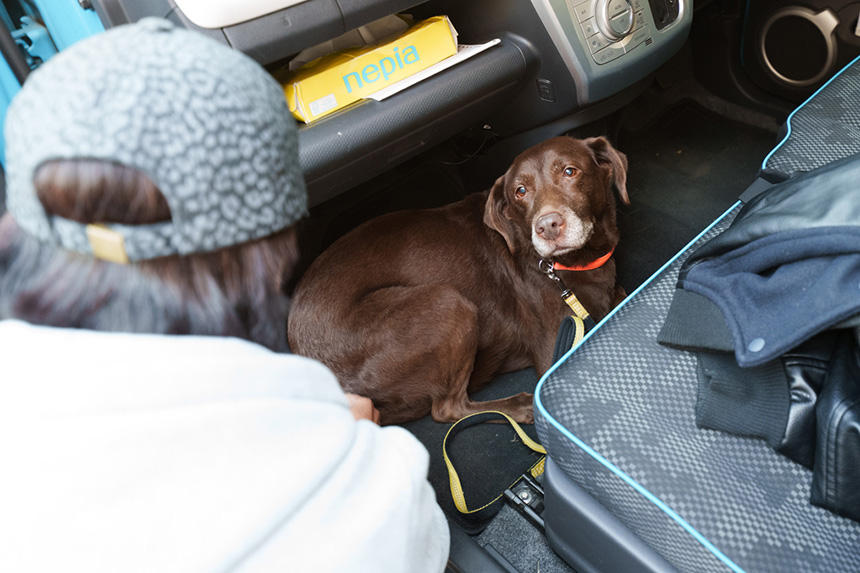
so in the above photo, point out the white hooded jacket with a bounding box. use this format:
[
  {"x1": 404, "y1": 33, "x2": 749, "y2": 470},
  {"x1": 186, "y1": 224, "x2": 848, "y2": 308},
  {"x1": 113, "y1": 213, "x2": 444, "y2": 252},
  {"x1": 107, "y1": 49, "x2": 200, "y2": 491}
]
[{"x1": 0, "y1": 319, "x2": 449, "y2": 572}]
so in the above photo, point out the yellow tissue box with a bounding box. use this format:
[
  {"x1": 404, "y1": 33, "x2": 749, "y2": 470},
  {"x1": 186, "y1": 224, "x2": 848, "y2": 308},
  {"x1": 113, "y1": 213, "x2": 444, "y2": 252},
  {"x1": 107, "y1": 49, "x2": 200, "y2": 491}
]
[{"x1": 282, "y1": 15, "x2": 458, "y2": 123}]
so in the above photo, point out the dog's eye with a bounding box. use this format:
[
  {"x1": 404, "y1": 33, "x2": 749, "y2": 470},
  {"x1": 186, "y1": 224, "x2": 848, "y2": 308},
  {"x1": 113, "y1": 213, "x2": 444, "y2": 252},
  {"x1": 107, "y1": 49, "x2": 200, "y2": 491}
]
[
  {"x1": 563, "y1": 166, "x2": 579, "y2": 177},
  {"x1": 514, "y1": 185, "x2": 527, "y2": 199}
]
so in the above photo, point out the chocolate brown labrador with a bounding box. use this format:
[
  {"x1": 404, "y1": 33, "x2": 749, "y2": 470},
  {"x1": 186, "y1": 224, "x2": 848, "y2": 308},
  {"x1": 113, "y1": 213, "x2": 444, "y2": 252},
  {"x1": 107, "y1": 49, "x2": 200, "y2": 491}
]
[{"x1": 288, "y1": 136, "x2": 629, "y2": 424}]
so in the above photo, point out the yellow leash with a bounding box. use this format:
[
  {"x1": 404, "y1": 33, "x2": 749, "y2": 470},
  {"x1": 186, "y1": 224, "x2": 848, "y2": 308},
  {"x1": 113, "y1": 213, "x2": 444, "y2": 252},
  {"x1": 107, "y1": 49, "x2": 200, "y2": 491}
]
[
  {"x1": 563, "y1": 293, "x2": 589, "y2": 349},
  {"x1": 568, "y1": 314, "x2": 586, "y2": 348},
  {"x1": 562, "y1": 291, "x2": 590, "y2": 322},
  {"x1": 443, "y1": 410, "x2": 546, "y2": 514},
  {"x1": 540, "y1": 258, "x2": 594, "y2": 350},
  {"x1": 443, "y1": 261, "x2": 600, "y2": 515}
]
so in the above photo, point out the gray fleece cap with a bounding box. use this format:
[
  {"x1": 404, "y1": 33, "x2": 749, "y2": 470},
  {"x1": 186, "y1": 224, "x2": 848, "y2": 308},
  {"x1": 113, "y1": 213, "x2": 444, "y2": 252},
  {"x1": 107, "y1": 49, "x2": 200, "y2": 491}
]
[{"x1": 4, "y1": 18, "x2": 306, "y2": 261}]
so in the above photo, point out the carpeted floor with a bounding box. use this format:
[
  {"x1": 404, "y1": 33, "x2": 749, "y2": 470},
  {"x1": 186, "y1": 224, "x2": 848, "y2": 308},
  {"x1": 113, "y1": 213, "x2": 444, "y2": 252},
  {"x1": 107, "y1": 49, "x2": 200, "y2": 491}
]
[
  {"x1": 477, "y1": 504, "x2": 574, "y2": 573},
  {"x1": 613, "y1": 101, "x2": 776, "y2": 290}
]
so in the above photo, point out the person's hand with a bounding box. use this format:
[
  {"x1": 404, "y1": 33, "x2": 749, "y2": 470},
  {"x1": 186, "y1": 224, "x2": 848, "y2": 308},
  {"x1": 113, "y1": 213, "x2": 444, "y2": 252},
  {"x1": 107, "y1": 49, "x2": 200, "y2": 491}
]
[{"x1": 346, "y1": 393, "x2": 381, "y2": 424}]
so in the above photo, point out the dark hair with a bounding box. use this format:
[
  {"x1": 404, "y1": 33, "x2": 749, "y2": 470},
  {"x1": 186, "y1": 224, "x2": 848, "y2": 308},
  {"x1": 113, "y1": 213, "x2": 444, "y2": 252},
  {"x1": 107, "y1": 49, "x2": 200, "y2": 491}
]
[{"x1": 0, "y1": 159, "x2": 298, "y2": 351}]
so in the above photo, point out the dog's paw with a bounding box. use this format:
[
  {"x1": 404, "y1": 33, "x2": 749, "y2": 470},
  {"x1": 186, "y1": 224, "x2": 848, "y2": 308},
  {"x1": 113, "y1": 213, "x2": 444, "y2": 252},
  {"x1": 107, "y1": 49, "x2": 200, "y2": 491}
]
[{"x1": 506, "y1": 392, "x2": 534, "y2": 424}]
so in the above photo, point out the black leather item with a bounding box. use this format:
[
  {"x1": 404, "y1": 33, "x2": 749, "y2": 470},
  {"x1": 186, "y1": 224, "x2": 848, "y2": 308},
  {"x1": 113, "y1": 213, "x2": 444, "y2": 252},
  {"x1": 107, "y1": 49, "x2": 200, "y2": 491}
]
[
  {"x1": 665, "y1": 155, "x2": 860, "y2": 369},
  {"x1": 811, "y1": 331, "x2": 860, "y2": 522},
  {"x1": 777, "y1": 332, "x2": 837, "y2": 467},
  {"x1": 681, "y1": 153, "x2": 860, "y2": 269}
]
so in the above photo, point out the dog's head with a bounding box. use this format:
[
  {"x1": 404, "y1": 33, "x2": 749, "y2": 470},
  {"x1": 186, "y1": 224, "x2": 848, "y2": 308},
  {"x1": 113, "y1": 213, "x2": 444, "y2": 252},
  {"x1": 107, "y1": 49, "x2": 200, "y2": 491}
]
[{"x1": 483, "y1": 136, "x2": 629, "y2": 262}]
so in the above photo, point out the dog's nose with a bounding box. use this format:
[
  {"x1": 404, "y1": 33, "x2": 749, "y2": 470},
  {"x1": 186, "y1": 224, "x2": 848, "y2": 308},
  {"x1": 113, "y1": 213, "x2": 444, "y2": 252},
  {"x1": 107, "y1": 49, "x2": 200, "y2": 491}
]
[{"x1": 535, "y1": 212, "x2": 565, "y2": 241}]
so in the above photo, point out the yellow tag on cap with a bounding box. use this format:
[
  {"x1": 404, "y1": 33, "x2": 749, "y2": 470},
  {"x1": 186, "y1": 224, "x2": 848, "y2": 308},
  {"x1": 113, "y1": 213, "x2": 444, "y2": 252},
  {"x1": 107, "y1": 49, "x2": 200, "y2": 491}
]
[{"x1": 86, "y1": 224, "x2": 130, "y2": 264}]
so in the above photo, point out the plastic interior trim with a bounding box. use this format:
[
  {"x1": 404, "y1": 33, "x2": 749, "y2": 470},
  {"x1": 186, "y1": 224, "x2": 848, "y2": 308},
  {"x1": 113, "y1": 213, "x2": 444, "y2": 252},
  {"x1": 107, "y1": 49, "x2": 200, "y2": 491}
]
[
  {"x1": 740, "y1": 0, "x2": 751, "y2": 70},
  {"x1": 534, "y1": 200, "x2": 746, "y2": 573},
  {"x1": 32, "y1": 0, "x2": 104, "y2": 51},
  {"x1": 173, "y1": 0, "x2": 309, "y2": 29},
  {"x1": 0, "y1": 56, "x2": 17, "y2": 166},
  {"x1": 761, "y1": 51, "x2": 860, "y2": 170}
]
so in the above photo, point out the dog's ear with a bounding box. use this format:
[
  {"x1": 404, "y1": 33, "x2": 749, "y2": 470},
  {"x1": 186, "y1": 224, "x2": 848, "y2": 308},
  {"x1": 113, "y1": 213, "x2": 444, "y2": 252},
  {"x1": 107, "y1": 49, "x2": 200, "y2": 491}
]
[
  {"x1": 483, "y1": 175, "x2": 517, "y2": 254},
  {"x1": 584, "y1": 136, "x2": 629, "y2": 205}
]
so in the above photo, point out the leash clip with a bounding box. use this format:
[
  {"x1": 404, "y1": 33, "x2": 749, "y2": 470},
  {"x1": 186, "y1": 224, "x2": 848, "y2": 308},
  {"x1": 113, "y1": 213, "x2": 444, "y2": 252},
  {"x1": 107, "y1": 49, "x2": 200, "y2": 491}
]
[
  {"x1": 538, "y1": 259, "x2": 571, "y2": 297},
  {"x1": 539, "y1": 258, "x2": 590, "y2": 321}
]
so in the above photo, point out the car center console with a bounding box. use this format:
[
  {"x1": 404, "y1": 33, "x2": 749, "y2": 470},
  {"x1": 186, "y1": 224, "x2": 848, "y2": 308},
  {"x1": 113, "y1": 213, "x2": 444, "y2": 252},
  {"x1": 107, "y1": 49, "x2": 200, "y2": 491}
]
[{"x1": 530, "y1": 0, "x2": 692, "y2": 104}]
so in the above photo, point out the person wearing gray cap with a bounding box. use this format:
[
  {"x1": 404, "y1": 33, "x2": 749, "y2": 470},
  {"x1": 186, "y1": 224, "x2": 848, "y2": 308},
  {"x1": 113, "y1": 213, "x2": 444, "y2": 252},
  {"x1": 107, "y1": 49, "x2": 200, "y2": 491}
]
[{"x1": 0, "y1": 18, "x2": 449, "y2": 572}]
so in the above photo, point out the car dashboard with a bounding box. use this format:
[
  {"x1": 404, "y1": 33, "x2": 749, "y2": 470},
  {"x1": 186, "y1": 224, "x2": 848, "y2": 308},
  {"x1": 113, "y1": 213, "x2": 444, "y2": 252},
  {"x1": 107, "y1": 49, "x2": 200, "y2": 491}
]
[{"x1": 90, "y1": 0, "x2": 693, "y2": 206}]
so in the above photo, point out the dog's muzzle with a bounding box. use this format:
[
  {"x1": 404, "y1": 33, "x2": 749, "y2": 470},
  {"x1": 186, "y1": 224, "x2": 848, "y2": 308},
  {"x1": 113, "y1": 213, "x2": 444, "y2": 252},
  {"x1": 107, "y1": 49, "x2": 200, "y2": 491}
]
[{"x1": 531, "y1": 207, "x2": 593, "y2": 258}]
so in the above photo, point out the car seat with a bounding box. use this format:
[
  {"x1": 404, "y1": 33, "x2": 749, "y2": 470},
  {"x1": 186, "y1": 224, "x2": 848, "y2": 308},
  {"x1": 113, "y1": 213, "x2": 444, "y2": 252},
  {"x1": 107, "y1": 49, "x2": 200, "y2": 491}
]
[{"x1": 534, "y1": 54, "x2": 860, "y2": 572}]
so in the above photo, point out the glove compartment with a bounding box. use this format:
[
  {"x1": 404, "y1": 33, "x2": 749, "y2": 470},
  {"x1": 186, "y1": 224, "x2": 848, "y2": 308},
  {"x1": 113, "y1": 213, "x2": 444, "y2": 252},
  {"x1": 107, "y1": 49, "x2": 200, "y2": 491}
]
[
  {"x1": 90, "y1": 0, "x2": 536, "y2": 204},
  {"x1": 92, "y1": 0, "x2": 431, "y2": 65}
]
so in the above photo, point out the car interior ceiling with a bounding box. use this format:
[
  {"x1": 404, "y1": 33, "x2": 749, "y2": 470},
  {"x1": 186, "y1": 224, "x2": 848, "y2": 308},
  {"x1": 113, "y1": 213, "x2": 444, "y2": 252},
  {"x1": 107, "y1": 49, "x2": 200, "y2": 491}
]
[{"x1": 6, "y1": 0, "x2": 859, "y2": 570}]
